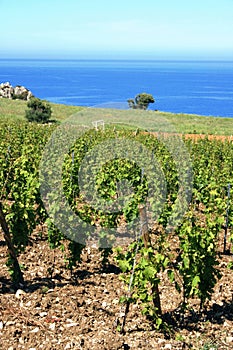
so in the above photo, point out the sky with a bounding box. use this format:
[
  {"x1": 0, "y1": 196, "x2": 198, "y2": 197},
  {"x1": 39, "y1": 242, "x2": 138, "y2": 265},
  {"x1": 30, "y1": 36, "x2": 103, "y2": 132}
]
[{"x1": 0, "y1": 0, "x2": 233, "y2": 60}]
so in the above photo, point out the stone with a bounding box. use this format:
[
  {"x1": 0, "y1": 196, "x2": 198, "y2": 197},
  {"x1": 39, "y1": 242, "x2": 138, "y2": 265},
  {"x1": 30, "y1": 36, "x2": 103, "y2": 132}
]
[
  {"x1": 0, "y1": 82, "x2": 33, "y2": 100},
  {"x1": 226, "y1": 336, "x2": 233, "y2": 343},
  {"x1": 15, "y1": 289, "x2": 26, "y2": 299}
]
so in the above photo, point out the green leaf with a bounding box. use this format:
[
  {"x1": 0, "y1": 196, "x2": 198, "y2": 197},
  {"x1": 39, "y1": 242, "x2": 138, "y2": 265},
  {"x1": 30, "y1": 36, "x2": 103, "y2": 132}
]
[{"x1": 192, "y1": 275, "x2": 200, "y2": 288}]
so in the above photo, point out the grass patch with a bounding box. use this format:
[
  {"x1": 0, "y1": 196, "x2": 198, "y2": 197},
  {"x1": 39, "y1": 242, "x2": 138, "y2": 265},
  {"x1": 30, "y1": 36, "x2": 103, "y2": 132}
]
[
  {"x1": 0, "y1": 98, "x2": 233, "y2": 135},
  {"x1": 160, "y1": 111, "x2": 233, "y2": 135},
  {"x1": 0, "y1": 98, "x2": 83, "y2": 122}
]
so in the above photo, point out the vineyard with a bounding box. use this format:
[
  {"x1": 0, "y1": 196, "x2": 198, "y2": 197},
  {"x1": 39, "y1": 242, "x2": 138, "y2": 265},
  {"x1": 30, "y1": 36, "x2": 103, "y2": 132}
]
[{"x1": 1, "y1": 116, "x2": 233, "y2": 349}]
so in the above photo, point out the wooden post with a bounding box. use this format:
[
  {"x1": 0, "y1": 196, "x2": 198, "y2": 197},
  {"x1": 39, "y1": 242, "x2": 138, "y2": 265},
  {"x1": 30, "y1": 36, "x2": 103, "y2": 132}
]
[
  {"x1": 138, "y1": 204, "x2": 150, "y2": 248},
  {"x1": 138, "y1": 204, "x2": 162, "y2": 316}
]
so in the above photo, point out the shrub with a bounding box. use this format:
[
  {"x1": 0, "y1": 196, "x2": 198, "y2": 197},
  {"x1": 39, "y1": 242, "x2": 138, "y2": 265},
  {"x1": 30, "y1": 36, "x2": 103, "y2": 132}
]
[
  {"x1": 127, "y1": 92, "x2": 155, "y2": 110},
  {"x1": 25, "y1": 97, "x2": 52, "y2": 123}
]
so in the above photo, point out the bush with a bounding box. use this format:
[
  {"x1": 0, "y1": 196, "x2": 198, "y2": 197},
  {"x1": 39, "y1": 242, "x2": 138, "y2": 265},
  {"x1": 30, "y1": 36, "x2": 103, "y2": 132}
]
[
  {"x1": 25, "y1": 98, "x2": 52, "y2": 123},
  {"x1": 127, "y1": 92, "x2": 155, "y2": 110},
  {"x1": 12, "y1": 91, "x2": 30, "y2": 100}
]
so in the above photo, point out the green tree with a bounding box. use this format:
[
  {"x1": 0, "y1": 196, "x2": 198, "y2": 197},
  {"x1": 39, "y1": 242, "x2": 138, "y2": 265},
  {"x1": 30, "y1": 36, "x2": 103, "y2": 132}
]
[
  {"x1": 25, "y1": 97, "x2": 52, "y2": 123},
  {"x1": 127, "y1": 92, "x2": 155, "y2": 110}
]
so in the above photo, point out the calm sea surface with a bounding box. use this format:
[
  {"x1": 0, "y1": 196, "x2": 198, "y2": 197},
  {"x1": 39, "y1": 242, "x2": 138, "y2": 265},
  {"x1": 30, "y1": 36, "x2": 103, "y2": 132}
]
[{"x1": 0, "y1": 59, "x2": 233, "y2": 117}]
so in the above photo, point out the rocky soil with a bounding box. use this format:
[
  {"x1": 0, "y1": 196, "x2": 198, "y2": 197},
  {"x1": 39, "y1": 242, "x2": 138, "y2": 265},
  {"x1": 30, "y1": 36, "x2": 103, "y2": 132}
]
[{"x1": 0, "y1": 228, "x2": 233, "y2": 350}]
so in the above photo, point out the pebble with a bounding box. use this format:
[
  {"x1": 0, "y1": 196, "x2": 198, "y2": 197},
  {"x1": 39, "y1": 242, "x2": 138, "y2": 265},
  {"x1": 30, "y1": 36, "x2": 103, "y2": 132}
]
[
  {"x1": 19, "y1": 337, "x2": 24, "y2": 344},
  {"x1": 102, "y1": 301, "x2": 107, "y2": 308},
  {"x1": 112, "y1": 298, "x2": 119, "y2": 304},
  {"x1": 66, "y1": 322, "x2": 78, "y2": 327},
  {"x1": 49, "y1": 323, "x2": 56, "y2": 330},
  {"x1": 226, "y1": 336, "x2": 233, "y2": 343},
  {"x1": 15, "y1": 289, "x2": 26, "y2": 299},
  {"x1": 30, "y1": 327, "x2": 40, "y2": 333},
  {"x1": 223, "y1": 320, "x2": 231, "y2": 327}
]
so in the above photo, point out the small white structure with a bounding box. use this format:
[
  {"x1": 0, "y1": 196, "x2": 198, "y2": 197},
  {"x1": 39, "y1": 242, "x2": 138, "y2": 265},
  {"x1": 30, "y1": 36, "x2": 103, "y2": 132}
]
[{"x1": 92, "y1": 120, "x2": 105, "y2": 131}]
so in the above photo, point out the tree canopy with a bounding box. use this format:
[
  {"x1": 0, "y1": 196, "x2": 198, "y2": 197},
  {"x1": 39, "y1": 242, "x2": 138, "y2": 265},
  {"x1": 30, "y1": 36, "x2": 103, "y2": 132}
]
[
  {"x1": 127, "y1": 93, "x2": 155, "y2": 110},
  {"x1": 25, "y1": 97, "x2": 52, "y2": 123}
]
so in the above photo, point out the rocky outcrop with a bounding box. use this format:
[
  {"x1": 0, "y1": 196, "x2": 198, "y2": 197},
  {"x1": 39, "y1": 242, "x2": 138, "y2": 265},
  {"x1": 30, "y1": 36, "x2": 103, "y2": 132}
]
[{"x1": 0, "y1": 82, "x2": 33, "y2": 100}]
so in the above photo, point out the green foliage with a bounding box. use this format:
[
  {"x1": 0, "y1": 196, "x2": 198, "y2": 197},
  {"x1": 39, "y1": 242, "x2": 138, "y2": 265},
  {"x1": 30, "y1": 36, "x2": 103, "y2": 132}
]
[
  {"x1": 25, "y1": 97, "x2": 52, "y2": 123},
  {"x1": 0, "y1": 122, "x2": 53, "y2": 278},
  {"x1": 2, "y1": 98, "x2": 233, "y2": 135},
  {"x1": 1, "y1": 120, "x2": 233, "y2": 333},
  {"x1": 127, "y1": 92, "x2": 155, "y2": 110},
  {"x1": 201, "y1": 342, "x2": 218, "y2": 350},
  {"x1": 176, "y1": 209, "x2": 222, "y2": 307},
  {"x1": 115, "y1": 237, "x2": 169, "y2": 327}
]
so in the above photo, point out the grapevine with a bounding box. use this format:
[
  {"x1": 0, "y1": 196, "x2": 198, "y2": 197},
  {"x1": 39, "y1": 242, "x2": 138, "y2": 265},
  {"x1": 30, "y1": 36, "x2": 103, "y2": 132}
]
[{"x1": 0, "y1": 118, "x2": 233, "y2": 332}]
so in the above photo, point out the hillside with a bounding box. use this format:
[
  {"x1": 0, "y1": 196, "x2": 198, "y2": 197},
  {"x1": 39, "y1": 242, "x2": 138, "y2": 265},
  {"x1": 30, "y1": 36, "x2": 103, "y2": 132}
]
[
  {"x1": 1, "y1": 98, "x2": 233, "y2": 135},
  {"x1": 1, "y1": 100, "x2": 233, "y2": 349}
]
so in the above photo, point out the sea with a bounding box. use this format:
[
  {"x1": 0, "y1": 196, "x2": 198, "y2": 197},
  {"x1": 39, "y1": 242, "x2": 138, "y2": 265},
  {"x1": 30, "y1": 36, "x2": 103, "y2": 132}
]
[{"x1": 0, "y1": 59, "x2": 233, "y2": 118}]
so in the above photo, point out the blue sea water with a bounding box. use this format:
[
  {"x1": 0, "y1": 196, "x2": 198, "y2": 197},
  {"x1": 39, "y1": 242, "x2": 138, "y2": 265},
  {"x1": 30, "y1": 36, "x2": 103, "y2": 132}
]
[{"x1": 0, "y1": 59, "x2": 233, "y2": 117}]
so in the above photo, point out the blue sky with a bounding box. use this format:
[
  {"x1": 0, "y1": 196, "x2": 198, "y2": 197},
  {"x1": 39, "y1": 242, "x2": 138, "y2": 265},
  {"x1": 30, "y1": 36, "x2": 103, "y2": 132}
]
[{"x1": 1, "y1": 0, "x2": 233, "y2": 60}]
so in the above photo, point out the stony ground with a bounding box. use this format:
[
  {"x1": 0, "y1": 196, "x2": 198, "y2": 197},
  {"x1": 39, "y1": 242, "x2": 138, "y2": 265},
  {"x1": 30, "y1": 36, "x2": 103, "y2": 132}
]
[{"x1": 0, "y1": 228, "x2": 233, "y2": 350}]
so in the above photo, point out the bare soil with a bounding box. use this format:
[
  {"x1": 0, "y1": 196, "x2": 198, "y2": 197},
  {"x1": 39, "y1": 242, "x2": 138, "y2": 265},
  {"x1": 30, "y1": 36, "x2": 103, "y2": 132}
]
[
  {"x1": 1, "y1": 131, "x2": 233, "y2": 349},
  {"x1": 0, "y1": 226, "x2": 233, "y2": 350},
  {"x1": 150, "y1": 132, "x2": 233, "y2": 142}
]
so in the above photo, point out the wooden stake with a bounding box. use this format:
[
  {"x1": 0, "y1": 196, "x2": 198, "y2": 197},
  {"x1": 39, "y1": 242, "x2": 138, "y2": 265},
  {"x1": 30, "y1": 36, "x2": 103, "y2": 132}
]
[{"x1": 138, "y1": 204, "x2": 162, "y2": 316}]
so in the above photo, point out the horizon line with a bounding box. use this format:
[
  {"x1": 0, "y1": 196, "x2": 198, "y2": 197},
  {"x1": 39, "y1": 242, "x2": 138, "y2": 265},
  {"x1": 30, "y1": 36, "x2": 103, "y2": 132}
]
[{"x1": 1, "y1": 57, "x2": 233, "y2": 62}]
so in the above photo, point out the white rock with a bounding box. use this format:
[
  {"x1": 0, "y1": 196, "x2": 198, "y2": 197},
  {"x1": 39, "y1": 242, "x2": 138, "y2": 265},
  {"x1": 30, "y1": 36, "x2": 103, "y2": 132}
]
[
  {"x1": 15, "y1": 289, "x2": 26, "y2": 299},
  {"x1": 112, "y1": 298, "x2": 119, "y2": 304},
  {"x1": 226, "y1": 336, "x2": 233, "y2": 343},
  {"x1": 164, "y1": 344, "x2": 172, "y2": 349},
  {"x1": 30, "y1": 327, "x2": 40, "y2": 333},
  {"x1": 66, "y1": 322, "x2": 78, "y2": 327},
  {"x1": 19, "y1": 336, "x2": 24, "y2": 344},
  {"x1": 102, "y1": 301, "x2": 107, "y2": 308},
  {"x1": 0, "y1": 321, "x2": 3, "y2": 330},
  {"x1": 49, "y1": 323, "x2": 56, "y2": 330}
]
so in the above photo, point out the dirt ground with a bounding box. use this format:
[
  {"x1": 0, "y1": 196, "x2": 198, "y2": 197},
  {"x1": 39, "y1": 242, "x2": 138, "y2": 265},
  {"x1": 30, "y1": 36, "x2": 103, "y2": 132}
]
[
  {"x1": 0, "y1": 226, "x2": 233, "y2": 350},
  {"x1": 1, "y1": 131, "x2": 233, "y2": 349},
  {"x1": 150, "y1": 132, "x2": 233, "y2": 142}
]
